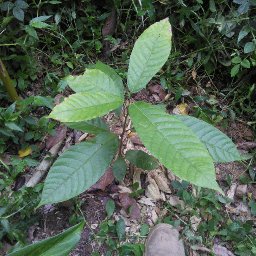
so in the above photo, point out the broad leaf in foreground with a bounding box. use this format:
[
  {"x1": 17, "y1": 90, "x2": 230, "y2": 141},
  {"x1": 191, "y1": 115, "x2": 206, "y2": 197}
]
[
  {"x1": 65, "y1": 117, "x2": 109, "y2": 134},
  {"x1": 127, "y1": 18, "x2": 172, "y2": 93},
  {"x1": 8, "y1": 222, "x2": 84, "y2": 256},
  {"x1": 93, "y1": 61, "x2": 123, "y2": 90},
  {"x1": 175, "y1": 115, "x2": 241, "y2": 163},
  {"x1": 66, "y1": 69, "x2": 123, "y2": 97},
  {"x1": 129, "y1": 102, "x2": 221, "y2": 192},
  {"x1": 49, "y1": 92, "x2": 123, "y2": 122},
  {"x1": 39, "y1": 133, "x2": 118, "y2": 205}
]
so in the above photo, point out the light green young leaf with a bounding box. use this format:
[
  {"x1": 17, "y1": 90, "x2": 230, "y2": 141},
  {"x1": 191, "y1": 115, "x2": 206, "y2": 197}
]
[
  {"x1": 231, "y1": 64, "x2": 240, "y2": 77},
  {"x1": 66, "y1": 69, "x2": 123, "y2": 97},
  {"x1": 30, "y1": 16, "x2": 52, "y2": 28},
  {"x1": 8, "y1": 222, "x2": 84, "y2": 256},
  {"x1": 127, "y1": 19, "x2": 172, "y2": 93},
  {"x1": 39, "y1": 133, "x2": 118, "y2": 205},
  {"x1": 241, "y1": 59, "x2": 250, "y2": 68},
  {"x1": 175, "y1": 115, "x2": 241, "y2": 163},
  {"x1": 129, "y1": 102, "x2": 221, "y2": 192},
  {"x1": 49, "y1": 92, "x2": 123, "y2": 122},
  {"x1": 66, "y1": 117, "x2": 109, "y2": 134}
]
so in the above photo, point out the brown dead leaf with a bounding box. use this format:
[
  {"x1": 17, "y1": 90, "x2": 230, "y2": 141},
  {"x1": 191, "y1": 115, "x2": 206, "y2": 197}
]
[
  {"x1": 145, "y1": 175, "x2": 161, "y2": 201},
  {"x1": 89, "y1": 168, "x2": 114, "y2": 191},
  {"x1": 149, "y1": 169, "x2": 171, "y2": 193},
  {"x1": 45, "y1": 125, "x2": 67, "y2": 150},
  {"x1": 102, "y1": 9, "x2": 116, "y2": 37},
  {"x1": 119, "y1": 193, "x2": 141, "y2": 220},
  {"x1": 192, "y1": 69, "x2": 197, "y2": 80},
  {"x1": 148, "y1": 84, "x2": 167, "y2": 101},
  {"x1": 172, "y1": 103, "x2": 189, "y2": 115},
  {"x1": 18, "y1": 147, "x2": 32, "y2": 158}
]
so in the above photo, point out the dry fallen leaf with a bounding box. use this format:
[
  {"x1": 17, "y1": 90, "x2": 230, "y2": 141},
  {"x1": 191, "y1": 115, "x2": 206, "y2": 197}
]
[
  {"x1": 149, "y1": 169, "x2": 171, "y2": 194},
  {"x1": 190, "y1": 215, "x2": 201, "y2": 231},
  {"x1": 18, "y1": 147, "x2": 32, "y2": 158},
  {"x1": 168, "y1": 195, "x2": 185, "y2": 209},
  {"x1": 119, "y1": 192, "x2": 141, "y2": 220},
  {"x1": 102, "y1": 8, "x2": 117, "y2": 37},
  {"x1": 172, "y1": 103, "x2": 189, "y2": 115},
  {"x1": 45, "y1": 125, "x2": 67, "y2": 150},
  {"x1": 192, "y1": 69, "x2": 197, "y2": 80},
  {"x1": 89, "y1": 168, "x2": 114, "y2": 191},
  {"x1": 145, "y1": 176, "x2": 162, "y2": 201}
]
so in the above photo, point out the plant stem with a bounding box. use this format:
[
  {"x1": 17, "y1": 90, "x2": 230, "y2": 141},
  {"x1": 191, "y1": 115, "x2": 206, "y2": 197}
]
[
  {"x1": 0, "y1": 59, "x2": 20, "y2": 102},
  {"x1": 118, "y1": 101, "x2": 129, "y2": 156}
]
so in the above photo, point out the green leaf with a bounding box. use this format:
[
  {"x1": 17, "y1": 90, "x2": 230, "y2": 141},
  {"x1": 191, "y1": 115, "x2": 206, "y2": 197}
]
[
  {"x1": 39, "y1": 133, "x2": 118, "y2": 205},
  {"x1": 8, "y1": 222, "x2": 84, "y2": 256},
  {"x1": 49, "y1": 92, "x2": 123, "y2": 122},
  {"x1": 237, "y1": 29, "x2": 249, "y2": 43},
  {"x1": 129, "y1": 102, "x2": 221, "y2": 192},
  {"x1": 126, "y1": 150, "x2": 159, "y2": 170},
  {"x1": 116, "y1": 218, "x2": 126, "y2": 241},
  {"x1": 66, "y1": 69, "x2": 123, "y2": 97},
  {"x1": 140, "y1": 224, "x2": 149, "y2": 236},
  {"x1": 105, "y1": 199, "x2": 115, "y2": 218},
  {"x1": 66, "y1": 118, "x2": 109, "y2": 134},
  {"x1": 5, "y1": 122, "x2": 23, "y2": 132},
  {"x1": 231, "y1": 64, "x2": 240, "y2": 77},
  {"x1": 127, "y1": 19, "x2": 172, "y2": 93},
  {"x1": 231, "y1": 56, "x2": 241, "y2": 64},
  {"x1": 25, "y1": 25, "x2": 38, "y2": 40},
  {"x1": 244, "y1": 42, "x2": 255, "y2": 54},
  {"x1": 30, "y1": 16, "x2": 52, "y2": 28},
  {"x1": 93, "y1": 61, "x2": 123, "y2": 89},
  {"x1": 12, "y1": 7, "x2": 24, "y2": 21},
  {"x1": 112, "y1": 157, "x2": 127, "y2": 182},
  {"x1": 175, "y1": 115, "x2": 241, "y2": 163},
  {"x1": 241, "y1": 59, "x2": 251, "y2": 68},
  {"x1": 15, "y1": 0, "x2": 28, "y2": 9}
]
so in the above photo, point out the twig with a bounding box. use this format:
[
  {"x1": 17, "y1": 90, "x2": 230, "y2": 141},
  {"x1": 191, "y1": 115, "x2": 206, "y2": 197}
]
[
  {"x1": 26, "y1": 140, "x2": 64, "y2": 187},
  {"x1": 118, "y1": 101, "x2": 129, "y2": 155}
]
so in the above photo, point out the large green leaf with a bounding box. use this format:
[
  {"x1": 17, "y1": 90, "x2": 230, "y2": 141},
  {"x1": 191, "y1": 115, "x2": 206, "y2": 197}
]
[
  {"x1": 129, "y1": 102, "x2": 221, "y2": 192},
  {"x1": 49, "y1": 92, "x2": 123, "y2": 122},
  {"x1": 175, "y1": 115, "x2": 241, "y2": 163},
  {"x1": 39, "y1": 133, "x2": 118, "y2": 205},
  {"x1": 66, "y1": 69, "x2": 123, "y2": 97},
  {"x1": 65, "y1": 117, "x2": 109, "y2": 134},
  {"x1": 8, "y1": 222, "x2": 84, "y2": 256},
  {"x1": 127, "y1": 19, "x2": 172, "y2": 93},
  {"x1": 93, "y1": 61, "x2": 123, "y2": 89}
]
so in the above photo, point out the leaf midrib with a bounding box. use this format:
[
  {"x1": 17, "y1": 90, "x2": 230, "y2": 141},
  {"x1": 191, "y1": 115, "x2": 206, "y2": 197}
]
[
  {"x1": 44, "y1": 137, "x2": 114, "y2": 200},
  {"x1": 132, "y1": 104, "x2": 212, "y2": 176}
]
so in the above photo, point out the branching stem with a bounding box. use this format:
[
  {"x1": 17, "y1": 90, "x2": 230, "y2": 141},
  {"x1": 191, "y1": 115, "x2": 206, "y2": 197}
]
[{"x1": 118, "y1": 100, "x2": 129, "y2": 156}]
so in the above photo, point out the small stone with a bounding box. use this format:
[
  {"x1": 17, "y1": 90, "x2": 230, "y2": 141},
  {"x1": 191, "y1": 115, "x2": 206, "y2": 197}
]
[{"x1": 236, "y1": 185, "x2": 247, "y2": 198}]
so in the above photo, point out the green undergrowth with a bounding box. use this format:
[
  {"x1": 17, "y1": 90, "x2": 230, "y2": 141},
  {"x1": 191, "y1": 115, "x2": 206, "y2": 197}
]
[{"x1": 0, "y1": 0, "x2": 255, "y2": 255}]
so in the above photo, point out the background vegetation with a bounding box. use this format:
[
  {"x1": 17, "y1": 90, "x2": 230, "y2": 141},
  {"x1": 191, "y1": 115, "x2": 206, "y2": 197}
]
[{"x1": 0, "y1": 0, "x2": 255, "y2": 255}]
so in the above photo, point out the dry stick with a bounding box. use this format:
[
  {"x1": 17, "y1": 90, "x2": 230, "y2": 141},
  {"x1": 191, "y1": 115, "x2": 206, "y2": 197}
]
[
  {"x1": 0, "y1": 59, "x2": 20, "y2": 102},
  {"x1": 26, "y1": 139, "x2": 64, "y2": 187}
]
